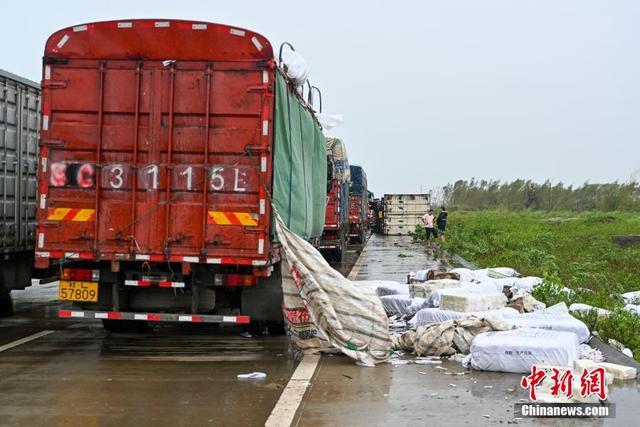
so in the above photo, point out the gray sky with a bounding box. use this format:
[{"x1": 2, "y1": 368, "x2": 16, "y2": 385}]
[{"x1": 3, "y1": 0, "x2": 639, "y2": 195}]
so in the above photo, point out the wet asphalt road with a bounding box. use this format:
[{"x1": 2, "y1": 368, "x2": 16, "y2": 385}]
[
  {"x1": 1, "y1": 236, "x2": 639, "y2": 426},
  {"x1": 0, "y1": 245, "x2": 362, "y2": 427}
]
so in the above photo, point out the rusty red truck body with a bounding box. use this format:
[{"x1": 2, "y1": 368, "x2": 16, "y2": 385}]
[
  {"x1": 35, "y1": 19, "x2": 327, "y2": 330},
  {"x1": 319, "y1": 138, "x2": 349, "y2": 261}
]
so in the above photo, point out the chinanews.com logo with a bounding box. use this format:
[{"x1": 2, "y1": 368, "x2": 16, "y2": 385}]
[{"x1": 516, "y1": 364, "x2": 615, "y2": 418}]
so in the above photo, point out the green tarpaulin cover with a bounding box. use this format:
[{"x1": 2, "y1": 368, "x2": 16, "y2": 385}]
[{"x1": 272, "y1": 72, "x2": 327, "y2": 240}]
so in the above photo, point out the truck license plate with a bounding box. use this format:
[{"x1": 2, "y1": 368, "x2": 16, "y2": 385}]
[{"x1": 58, "y1": 281, "x2": 98, "y2": 302}]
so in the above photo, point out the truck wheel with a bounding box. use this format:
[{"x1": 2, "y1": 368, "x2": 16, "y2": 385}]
[
  {"x1": 0, "y1": 291, "x2": 12, "y2": 316},
  {"x1": 101, "y1": 319, "x2": 154, "y2": 333}
]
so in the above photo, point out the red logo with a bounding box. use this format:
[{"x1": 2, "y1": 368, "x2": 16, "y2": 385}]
[{"x1": 521, "y1": 365, "x2": 608, "y2": 401}]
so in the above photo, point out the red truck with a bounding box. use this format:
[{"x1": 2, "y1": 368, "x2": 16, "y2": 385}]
[
  {"x1": 35, "y1": 19, "x2": 327, "y2": 331},
  {"x1": 348, "y1": 165, "x2": 368, "y2": 244},
  {"x1": 319, "y1": 138, "x2": 350, "y2": 261}
]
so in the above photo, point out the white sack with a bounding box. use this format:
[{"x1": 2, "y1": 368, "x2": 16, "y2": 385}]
[
  {"x1": 409, "y1": 307, "x2": 519, "y2": 328},
  {"x1": 509, "y1": 276, "x2": 544, "y2": 294},
  {"x1": 280, "y1": 49, "x2": 309, "y2": 86},
  {"x1": 505, "y1": 312, "x2": 590, "y2": 343},
  {"x1": 569, "y1": 303, "x2": 610, "y2": 318},
  {"x1": 404, "y1": 298, "x2": 429, "y2": 317},
  {"x1": 625, "y1": 304, "x2": 640, "y2": 316},
  {"x1": 622, "y1": 291, "x2": 640, "y2": 305},
  {"x1": 468, "y1": 329, "x2": 581, "y2": 373}
]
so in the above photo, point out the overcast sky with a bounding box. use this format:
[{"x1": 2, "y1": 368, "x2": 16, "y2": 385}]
[{"x1": 2, "y1": 0, "x2": 639, "y2": 195}]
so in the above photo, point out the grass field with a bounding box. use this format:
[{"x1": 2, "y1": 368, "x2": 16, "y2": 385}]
[{"x1": 433, "y1": 210, "x2": 640, "y2": 360}]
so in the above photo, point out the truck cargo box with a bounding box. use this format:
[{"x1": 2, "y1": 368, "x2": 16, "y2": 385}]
[
  {"x1": 348, "y1": 165, "x2": 368, "y2": 243},
  {"x1": 383, "y1": 193, "x2": 429, "y2": 235},
  {"x1": 35, "y1": 19, "x2": 327, "y2": 326},
  {"x1": 0, "y1": 69, "x2": 40, "y2": 300}
]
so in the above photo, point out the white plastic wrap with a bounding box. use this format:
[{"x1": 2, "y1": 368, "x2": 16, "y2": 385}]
[
  {"x1": 413, "y1": 269, "x2": 431, "y2": 283},
  {"x1": 622, "y1": 291, "x2": 640, "y2": 305},
  {"x1": 379, "y1": 295, "x2": 413, "y2": 317},
  {"x1": 317, "y1": 114, "x2": 344, "y2": 131},
  {"x1": 569, "y1": 303, "x2": 610, "y2": 318},
  {"x1": 280, "y1": 49, "x2": 309, "y2": 86},
  {"x1": 404, "y1": 298, "x2": 429, "y2": 317},
  {"x1": 509, "y1": 276, "x2": 544, "y2": 294},
  {"x1": 409, "y1": 279, "x2": 461, "y2": 299},
  {"x1": 504, "y1": 312, "x2": 590, "y2": 343},
  {"x1": 625, "y1": 304, "x2": 640, "y2": 316},
  {"x1": 358, "y1": 280, "x2": 410, "y2": 297},
  {"x1": 409, "y1": 307, "x2": 519, "y2": 328},
  {"x1": 440, "y1": 292, "x2": 507, "y2": 312},
  {"x1": 468, "y1": 329, "x2": 581, "y2": 373},
  {"x1": 449, "y1": 268, "x2": 478, "y2": 283}
]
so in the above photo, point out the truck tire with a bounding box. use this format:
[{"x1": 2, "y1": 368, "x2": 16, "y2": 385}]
[
  {"x1": 101, "y1": 319, "x2": 154, "y2": 333},
  {"x1": 0, "y1": 290, "x2": 12, "y2": 316}
]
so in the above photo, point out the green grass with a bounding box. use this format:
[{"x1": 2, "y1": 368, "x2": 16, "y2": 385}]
[{"x1": 432, "y1": 210, "x2": 640, "y2": 360}]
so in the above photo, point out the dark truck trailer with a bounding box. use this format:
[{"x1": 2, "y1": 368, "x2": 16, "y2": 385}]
[
  {"x1": 348, "y1": 165, "x2": 368, "y2": 244},
  {"x1": 0, "y1": 69, "x2": 40, "y2": 311},
  {"x1": 35, "y1": 19, "x2": 327, "y2": 330},
  {"x1": 319, "y1": 137, "x2": 349, "y2": 261}
]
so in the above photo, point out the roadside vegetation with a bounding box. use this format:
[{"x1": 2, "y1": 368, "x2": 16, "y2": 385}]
[{"x1": 417, "y1": 209, "x2": 640, "y2": 360}]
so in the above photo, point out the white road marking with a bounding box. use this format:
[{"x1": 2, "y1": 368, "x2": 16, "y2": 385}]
[
  {"x1": 347, "y1": 238, "x2": 370, "y2": 280},
  {"x1": 264, "y1": 354, "x2": 320, "y2": 427},
  {"x1": 265, "y1": 237, "x2": 371, "y2": 426},
  {"x1": 0, "y1": 330, "x2": 54, "y2": 353}
]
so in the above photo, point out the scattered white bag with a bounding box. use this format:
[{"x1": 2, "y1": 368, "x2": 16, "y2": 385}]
[
  {"x1": 486, "y1": 267, "x2": 520, "y2": 278},
  {"x1": 622, "y1": 291, "x2": 640, "y2": 305},
  {"x1": 413, "y1": 269, "x2": 431, "y2": 283},
  {"x1": 504, "y1": 312, "x2": 590, "y2": 343},
  {"x1": 379, "y1": 295, "x2": 413, "y2": 317},
  {"x1": 468, "y1": 329, "x2": 581, "y2": 373},
  {"x1": 569, "y1": 303, "x2": 610, "y2": 318},
  {"x1": 624, "y1": 304, "x2": 640, "y2": 316},
  {"x1": 449, "y1": 268, "x2": 478, "y2": 283},
  {"x1": 540, "y1": 302, "x2": 569, "y2": 314},
  {"x1": 359, "y1": 280, "x2": 409, "y2": 297},
  {"x1": 237, "y1": 372, "x2": 267, "y2": 379},
  {"x1": 509, "y1": 276, "x2": 543, "y2": 294},
  {"x1": 409, "y1": 307, "x2": 519, "y2": 328}
]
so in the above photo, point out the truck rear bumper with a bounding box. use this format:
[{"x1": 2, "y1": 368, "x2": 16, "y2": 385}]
[{"x1": 58, "y1": 309, "x2": 250, "y2": 324}]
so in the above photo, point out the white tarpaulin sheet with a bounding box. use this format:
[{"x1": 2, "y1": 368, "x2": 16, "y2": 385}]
[{"x1": 276, "y1": 216, "x2": 392, "y2": 365}]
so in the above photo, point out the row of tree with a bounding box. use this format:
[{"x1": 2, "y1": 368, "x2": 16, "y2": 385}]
[{"x1": 434, "y1": 179, "x2": 640, "y2": 211}]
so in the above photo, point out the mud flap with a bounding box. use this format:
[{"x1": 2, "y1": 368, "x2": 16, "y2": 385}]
[{"x1": 241, "y1": 263, "x2": 284, "y2": 322}]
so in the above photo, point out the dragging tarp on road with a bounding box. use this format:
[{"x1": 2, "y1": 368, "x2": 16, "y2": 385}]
[{"x1": 276, "y1": 215, "x2": 392, "y2": 365}]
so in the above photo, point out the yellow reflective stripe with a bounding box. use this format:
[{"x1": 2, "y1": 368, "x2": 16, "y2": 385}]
[
  {"x1": 72, "y1": 209, "x2": 95, "y2": 222},
  {"x1": 48, "y1": 208, "x2": 71, "y2": 220},
  {"x1": 211, "y1": 211, "x2": 232, "y2": 225},
  {"x1": 234, "y1": 212, "x2": 257, "y2": 226}
]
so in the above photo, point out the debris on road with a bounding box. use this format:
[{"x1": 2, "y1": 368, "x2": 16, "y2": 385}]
[{"x1": 237, "y1": 372, "x2": 267, "y2": 380}]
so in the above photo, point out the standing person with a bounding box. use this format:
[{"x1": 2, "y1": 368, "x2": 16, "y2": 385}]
[
  {"x1": 421, "y1": 209, "x2": 438, "y2": 247},
  {"x1": 437, "y1": 206, "x2": 448, "y2": 241}
]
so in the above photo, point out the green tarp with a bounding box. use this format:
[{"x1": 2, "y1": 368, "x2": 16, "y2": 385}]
[{"x1": 272, "y1": 72, "x2": 327, "y2": 240}]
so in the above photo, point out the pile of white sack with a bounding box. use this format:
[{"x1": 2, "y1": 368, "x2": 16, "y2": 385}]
[{"x1": 371, "y1": 266, "x2": 638, "y2": 378}]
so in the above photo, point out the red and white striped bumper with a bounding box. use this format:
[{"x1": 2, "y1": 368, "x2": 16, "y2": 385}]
[
  {"x1": 58, "y1": 310, "x2": 250, "y2": 324},
  {"x1": 124, "y1": 280, "x2": 185, "y2": 288}
]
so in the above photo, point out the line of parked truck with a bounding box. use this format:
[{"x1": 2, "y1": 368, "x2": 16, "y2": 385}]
[
  {"x1": 0, "y1": 19, "x2": 384, "y2": 330},
  {"x1": 1, "y1": 19, "x2": 431, "y2": 331}
]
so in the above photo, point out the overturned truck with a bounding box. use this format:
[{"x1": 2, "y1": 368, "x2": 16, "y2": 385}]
[{"x1": 35, "y1": 19, "x2": 327, "y2": 331}]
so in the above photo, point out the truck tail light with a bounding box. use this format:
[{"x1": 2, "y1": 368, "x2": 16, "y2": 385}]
[
  {"x1": 62, "y1": 268, "x2": 100, "y2": 281},
  {"x1": 214, "y1": 274, "x2": 256, "y2": 287}
]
